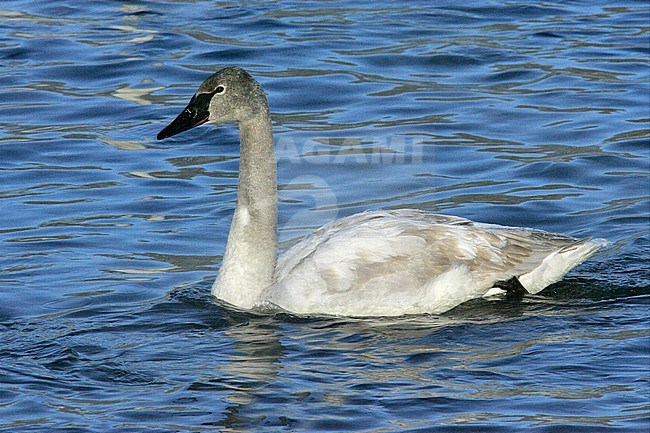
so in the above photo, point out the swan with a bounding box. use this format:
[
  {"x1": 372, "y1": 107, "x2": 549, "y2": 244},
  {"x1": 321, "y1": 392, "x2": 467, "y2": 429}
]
[{"x1": 157, "y1": 66, "x2": 606, "y2": 317}]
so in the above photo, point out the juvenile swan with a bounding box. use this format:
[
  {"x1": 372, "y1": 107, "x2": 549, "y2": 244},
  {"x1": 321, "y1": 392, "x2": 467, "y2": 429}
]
[{"x1": 157, "y1": 66, "x2": 606, "y2": 316}]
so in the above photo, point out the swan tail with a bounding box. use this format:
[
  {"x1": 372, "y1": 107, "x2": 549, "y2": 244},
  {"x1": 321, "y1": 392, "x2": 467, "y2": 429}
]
[{"x1": 518, "y1": 237, "x2": 608, "y2": 294}]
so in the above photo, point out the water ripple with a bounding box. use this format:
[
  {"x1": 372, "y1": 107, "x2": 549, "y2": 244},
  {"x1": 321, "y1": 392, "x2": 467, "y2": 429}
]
[{"x1": 0, "y1": 0, "x2": 648, "y2": 431}]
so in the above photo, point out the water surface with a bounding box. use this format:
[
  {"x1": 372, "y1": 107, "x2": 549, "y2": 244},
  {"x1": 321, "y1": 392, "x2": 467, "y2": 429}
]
[{"x1": 0, "y1": 1, "x2": 648, "y2": 431}]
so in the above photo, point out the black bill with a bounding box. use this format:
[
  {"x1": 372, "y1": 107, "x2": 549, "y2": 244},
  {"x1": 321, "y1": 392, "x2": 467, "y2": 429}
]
[{"x1": 157, "y1": 92, "x2": 212, "y2": 140}]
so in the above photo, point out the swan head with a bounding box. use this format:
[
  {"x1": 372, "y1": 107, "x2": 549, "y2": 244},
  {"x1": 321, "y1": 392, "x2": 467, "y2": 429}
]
[{"x1": 157, "y1": 66, "x2": 268, "y2": 140}]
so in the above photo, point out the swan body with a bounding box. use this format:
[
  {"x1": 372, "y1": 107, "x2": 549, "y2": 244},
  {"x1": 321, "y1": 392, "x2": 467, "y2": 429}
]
[
  {"x1": 157, "y1": 66, "x2": 606, "y2": 317},
  {"x1": 264, "y1": 210, "x2": 605, "y2": 316}
]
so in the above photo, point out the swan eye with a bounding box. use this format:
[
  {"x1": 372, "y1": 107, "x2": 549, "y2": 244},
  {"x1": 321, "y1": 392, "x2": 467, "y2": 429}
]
[{"x1": 215, "y1": 86, "x2": 225, "y2": 94}]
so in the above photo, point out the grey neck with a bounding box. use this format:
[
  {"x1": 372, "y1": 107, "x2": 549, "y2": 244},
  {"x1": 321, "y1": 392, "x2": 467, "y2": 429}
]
[{"x1": 212, "y1": 111, "x2": 278, "y2": 308}]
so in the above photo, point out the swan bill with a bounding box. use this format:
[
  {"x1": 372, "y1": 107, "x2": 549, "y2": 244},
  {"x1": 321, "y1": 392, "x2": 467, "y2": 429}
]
[{"x1": 157, "y1": 93, "x2": 211, "y2": 140}]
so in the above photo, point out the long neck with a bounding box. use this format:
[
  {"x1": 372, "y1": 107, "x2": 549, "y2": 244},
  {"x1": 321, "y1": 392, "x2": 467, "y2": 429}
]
[{"x1": 212, "y1": 111, "x2": 278, "y2": 308}]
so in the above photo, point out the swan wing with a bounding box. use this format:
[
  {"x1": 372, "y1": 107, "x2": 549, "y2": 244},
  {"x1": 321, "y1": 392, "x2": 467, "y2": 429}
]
[{"x1": 275, "y1": 210, "x2": 472, "y2": 279}]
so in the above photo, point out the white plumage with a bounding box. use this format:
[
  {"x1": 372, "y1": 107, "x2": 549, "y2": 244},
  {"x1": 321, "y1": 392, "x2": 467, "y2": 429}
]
[
  {"x1": 263, "y1": 210, "x2": 606, "y2": 316},
  {"x1": 157, "y1": 67, "x2": 607, "y2": 317}
]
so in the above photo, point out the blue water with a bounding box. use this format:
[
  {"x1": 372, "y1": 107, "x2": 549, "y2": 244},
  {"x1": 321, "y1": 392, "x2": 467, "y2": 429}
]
[{"x1": 1, "y1": 0, "x2": 648, "y2": 431}]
